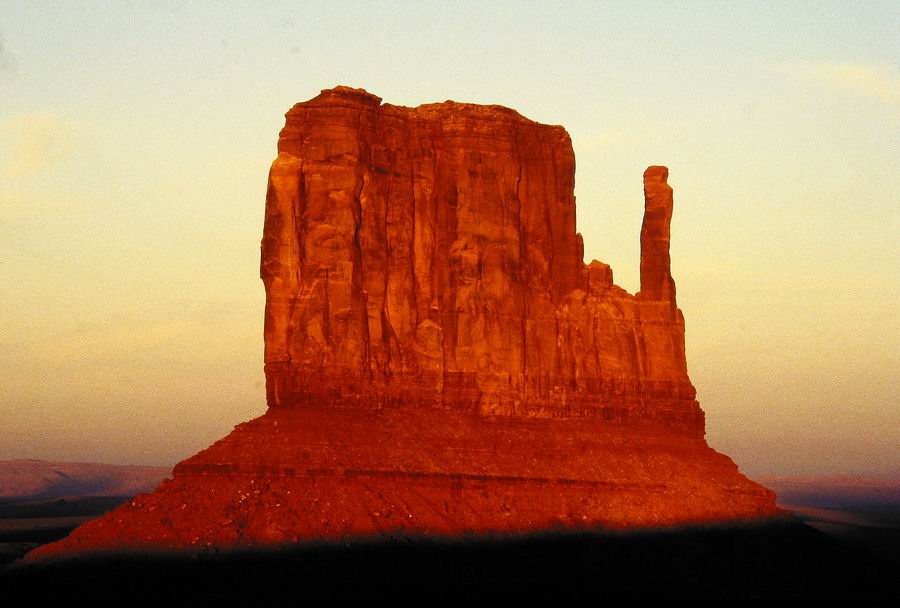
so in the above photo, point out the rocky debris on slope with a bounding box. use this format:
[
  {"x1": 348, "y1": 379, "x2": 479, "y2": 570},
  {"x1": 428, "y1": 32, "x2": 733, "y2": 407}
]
[{"x1": 27, "y1": 410, "x2": 776, "y2": 556}]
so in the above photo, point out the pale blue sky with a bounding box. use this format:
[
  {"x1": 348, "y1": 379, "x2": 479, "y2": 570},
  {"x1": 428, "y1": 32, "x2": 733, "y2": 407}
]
[{"x1": 1, "y1": 1, "x2": 898, "y2": 477}]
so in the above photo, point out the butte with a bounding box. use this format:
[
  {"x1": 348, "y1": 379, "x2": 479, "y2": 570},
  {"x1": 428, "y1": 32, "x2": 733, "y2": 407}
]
[{"x1": 29, "y1": 86, "x2": 779, "y2": 559}]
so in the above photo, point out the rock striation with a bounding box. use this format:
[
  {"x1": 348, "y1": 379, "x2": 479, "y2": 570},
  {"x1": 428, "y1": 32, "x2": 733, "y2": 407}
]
[{"x1": 27, "y1": 87, "x2": 778, "y2": 559}]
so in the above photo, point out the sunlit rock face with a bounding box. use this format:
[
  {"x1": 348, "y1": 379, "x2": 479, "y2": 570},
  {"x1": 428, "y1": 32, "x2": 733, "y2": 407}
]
[
  {"x1": 262, "y1": 86, "x2": 700, "y2": 434},
  {"x1": 28, "y1": 87, "x2": 778, "y2": 560}
]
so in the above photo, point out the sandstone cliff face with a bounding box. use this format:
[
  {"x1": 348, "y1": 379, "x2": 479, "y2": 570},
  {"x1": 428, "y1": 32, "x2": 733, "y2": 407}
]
[{"x1": 262, "y1": 86, "x2": 699, "y2": 433}]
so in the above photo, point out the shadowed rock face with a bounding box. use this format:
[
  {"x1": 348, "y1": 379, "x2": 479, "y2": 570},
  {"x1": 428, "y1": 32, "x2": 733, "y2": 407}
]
[
  {"x1": 262, "y1": 86, "x2": 699, "y2": 434},
  {"x1": 27, "y1": 87, "x2": 778, "y2": 560}
]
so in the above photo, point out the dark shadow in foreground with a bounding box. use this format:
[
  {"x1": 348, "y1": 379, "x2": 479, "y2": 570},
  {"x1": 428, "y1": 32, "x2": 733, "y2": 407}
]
[{"x1": 3, "y1": 520, "x2": 897, "y2": 604}]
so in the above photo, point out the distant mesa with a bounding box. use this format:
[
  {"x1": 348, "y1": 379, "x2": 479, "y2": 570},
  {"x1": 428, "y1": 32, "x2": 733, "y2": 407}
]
[
  {"x1": 0, "y1": 459, "x2": 170, "y2": 501},
  {"x1": 28, "y1": 87, "x2": 779, "y2": 560}
]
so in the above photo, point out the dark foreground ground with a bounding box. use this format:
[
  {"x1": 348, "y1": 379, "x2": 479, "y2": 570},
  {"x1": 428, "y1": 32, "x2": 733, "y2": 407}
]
[
  {"x1": 0, "y1": 496, "x2": 129, "y2": 567},
  {"x1": 2, "y1": 518, "x2": 898, "y2": 604},
  {"x1": 761, "y1": 476, "x2": 900, "y2": 569}
]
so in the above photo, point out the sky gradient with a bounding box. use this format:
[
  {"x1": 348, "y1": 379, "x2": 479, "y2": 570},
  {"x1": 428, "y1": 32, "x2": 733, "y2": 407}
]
[{"x1": 1, "y1": 1, "x2": 898, "y2": 478}]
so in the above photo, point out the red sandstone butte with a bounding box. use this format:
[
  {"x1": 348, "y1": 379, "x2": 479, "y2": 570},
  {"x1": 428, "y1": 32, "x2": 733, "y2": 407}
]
[{"x1": 28, "y1": 87, "x2": 778, "y2": 560}]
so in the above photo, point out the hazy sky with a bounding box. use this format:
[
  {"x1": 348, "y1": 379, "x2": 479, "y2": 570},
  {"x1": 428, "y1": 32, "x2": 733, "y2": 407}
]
[{"x1": 1, "y1": 1, "x2": 897, "y2": 478}]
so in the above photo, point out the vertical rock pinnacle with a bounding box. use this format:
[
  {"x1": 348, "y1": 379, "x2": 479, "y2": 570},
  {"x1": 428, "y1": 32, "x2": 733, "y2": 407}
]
[{"x1": 640, "y1": 165, "x2": 676, "y2": 303}]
